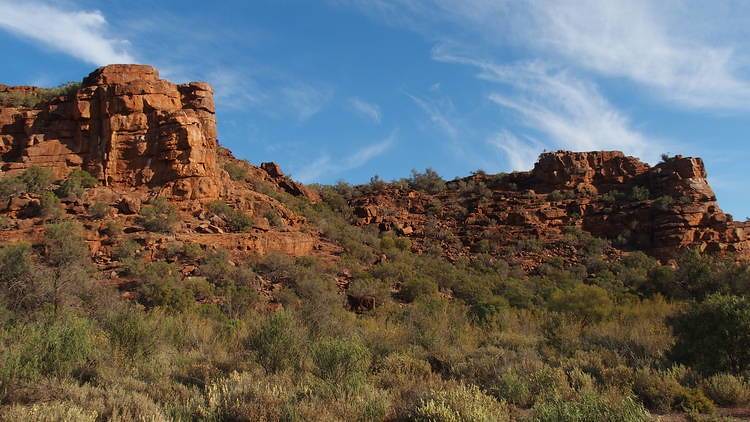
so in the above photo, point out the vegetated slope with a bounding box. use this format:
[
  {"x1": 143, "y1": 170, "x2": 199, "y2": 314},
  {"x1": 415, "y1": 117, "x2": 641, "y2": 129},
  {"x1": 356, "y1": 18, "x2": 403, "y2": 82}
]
[{"x1": 1, "y1": 65, "x2": 750, "y2": 421}]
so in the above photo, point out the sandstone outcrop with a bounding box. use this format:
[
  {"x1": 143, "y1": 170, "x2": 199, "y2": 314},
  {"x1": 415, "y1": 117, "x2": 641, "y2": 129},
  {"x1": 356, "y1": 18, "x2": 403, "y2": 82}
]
[
  {"x1": 0, "y1": 64, "x2": 222, "y2": 199},
  {"x1": 351, "y1": 151, "x2": 749, "y2": 263}
]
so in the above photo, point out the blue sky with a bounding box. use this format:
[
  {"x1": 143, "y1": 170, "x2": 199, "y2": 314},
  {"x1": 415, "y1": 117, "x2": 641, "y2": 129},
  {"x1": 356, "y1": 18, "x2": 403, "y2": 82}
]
[{"x1": 1, "y1": 0, "x2": 750, "y2": 218}]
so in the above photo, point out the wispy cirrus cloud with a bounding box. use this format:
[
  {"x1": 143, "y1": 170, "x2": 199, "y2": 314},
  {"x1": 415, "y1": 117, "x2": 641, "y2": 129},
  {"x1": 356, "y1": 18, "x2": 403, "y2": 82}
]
[
  {"x1": 433, "y1": 46, "x2": 659, "y2": 163},
  {"x1": 294, "y1": 132, "x2": 396, "y2": 182},
  {"x1": 0, "y1": 0, "x2": 135, "y2": 66},
  {"x1": 406, "y1": 93, "x2": 459, "y2": 139},
  {"x1": 349, "y1": 97, "x2": 382, "y2": 123},
  {"x1": 282, "y1": 84, "x2": 334, "y2": 122},
  {"x1": 488, "y1": 130, "x2": 545, "y2": 171},
  {"x1": 524, "y1": 0, "x2": 750, "y2": 110},
  {"x1": 340, "y1": 0, "x2": 750, "y2": 111}
]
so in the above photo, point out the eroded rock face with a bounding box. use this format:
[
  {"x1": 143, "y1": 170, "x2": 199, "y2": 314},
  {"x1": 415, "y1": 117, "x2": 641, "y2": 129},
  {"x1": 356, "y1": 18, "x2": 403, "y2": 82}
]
[
  {"x1": 0, "y1": 64, "x2": 222, "y2": 199},
  {"x1": 351, "y1": 151, "x2": 749, "y2": 262}
]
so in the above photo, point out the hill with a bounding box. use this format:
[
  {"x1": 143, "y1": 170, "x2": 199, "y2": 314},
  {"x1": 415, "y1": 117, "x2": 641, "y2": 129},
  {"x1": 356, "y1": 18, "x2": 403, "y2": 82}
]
[{"x1": 1, "y1": 65, "x2": 749, "y2": 420}]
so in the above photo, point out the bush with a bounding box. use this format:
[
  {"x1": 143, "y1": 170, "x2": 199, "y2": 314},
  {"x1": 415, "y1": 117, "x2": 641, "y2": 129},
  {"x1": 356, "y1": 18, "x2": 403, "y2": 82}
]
[
  {"x1": 103, "y1": 306, "x2": 158, "y2": 361},
  {"x1": 223, "y1": 161, "x2": 248, "y2": 181},
  {"x1": 548, "y1": 284, "x2": 613, "y2": 324},
  {"x1": 0, "y1": 175, "x2": 26, "y2": 200},
  {"x1": 39, "y1": 191, "x2": 63, "y2": 220},
  {"x1": 670, "y1": 294, "x2": 750, "y2": 375},
  {"x1": 19, "y1": 165, "x2": 54, "y2": 194},
  {"x1": 412, "y1": 384, "x2": 510, "y2": 422},
  {"x1": 407, "y1": 168, "x2": 446, "y2": 194},
  {"x1": 1, "y1": 315, "x2": 94, "y2": 381},
  {"x1": 1, "y1": 402, "x2": 97, "y2": 421},
  {"x1": 208, "y1": 201, "x2": 253, "y2": 232},
  {"x1": 43, "y1": 222, "x2": 88, "y2": 267},
  {"x1": 89, "y1": 201, "x2": 109, "y2": 219},
  {"x1": 0, "y1": 82, "x2": 80, "y2": 107},
  {"x1": 701, "y1": 373, "x2": 750, "y2": 406},
  {"x1": 629, "y1": 186, "x2": 651, "y2": 201},
  {"x1": 653, "y1": 195, "x2": 674, "y2": 211},
  {"x1": 56, "y1": 169, "x2": 97, "y2": 198},
  {"x1": 400, "y1": 276, "x2": 439, "y2": 302},
  {"x1": 312, "y1": 337, "x2": 372, "y2": 392},
  {"x1": 0, "y1": 242, "x2": 39, "y2": 310},
  {"x1": 532, "y1": 394, "x2": 650, "y2": 422},
  {"x1": 140, "y1": 198, "x2": 179, "y2": 233},
  {"x1": 135, "y1": 261, "x2": 193, "y2": 311},
  {"x1": 247, "y1": 311, "x2": 307, "y2": 373}
]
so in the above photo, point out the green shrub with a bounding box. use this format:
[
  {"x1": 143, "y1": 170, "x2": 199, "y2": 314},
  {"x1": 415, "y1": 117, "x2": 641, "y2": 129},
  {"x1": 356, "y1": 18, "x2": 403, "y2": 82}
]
[
  {"x1": 43, "y1": 222, "x2": 88, "y2": 267},
  {"x1": 412, "y1": 383, "x2": 510, "y2": 422},
  {"x1": 56, "y1": 169, "x2": 97, "y2": 198},
  {"x1": 0, "y1": 174, "x2": 26, "y2": 200},
  {"x1": 101, "y1": 219, "x2": 122, "y2": 237},
  {"x1": 400, "y1": 276, "x2": 439, "y2": 302},
  {"x1": 223, "y1": 161, "x2": 248, "y2": 181},
  {"x1": 653, "y1": 195, "x2": 674, "y2": 211},
  {"x1": 89, "y1": 201, "x2": 109, "y2": 219},
  {"x1": 20, "y1": 166, "x2": 54, "y2": 193},
  {"x1": 103, "y1": 306, "x2": 159, "y2": 361},
  {"x1": 312, "y1": 337, "x2": 371, "y2": 392},
  {"x1": 39, "y1": 191, "x2": 63, "y2": 220},
  {"x1": 140, "y1": 198, "x2": 179, "y2": 233},
  {"x1": 0, "y1": 242, "x2": 38, "y2": 311},
  {"x1": 0, "y1": 82, "x2": 80, "y2": 107},
  {"x1": 208, "y1": 201, "x2": 253, "y2": 232},
  {"x1": 632, "y1": 368, "x2": 714, "y2": 414},
  {"x1": 135, "y1": 261, "x2": 193, "y2": 311},
  {"x1": 0, "y1": 315, "x2": 94, "y2": 381},
  {"x1": 670, "y1": 294, "x2": 750, "y2": 375},
  {"x1": 532, "y1": 394, "x2": 650, "y2": 422},
  {"x1": 548, "y1": 284, "x2": 613, "y2": 324},
  {"x1": 701, "y1": 373, "x2": 750, "y2": 406},
  {"x1": 247, "y1": 311, "x2": 307, "y2": 373},
  {"x1": 264, "y1": 210, "x2": 284, "y2": 227},
  {"x1": 629, "y1": 186, "x2": 651, "y2": 201},
  {"x1": 407, "y1": 168, "x2": 446, "y2": 194}
]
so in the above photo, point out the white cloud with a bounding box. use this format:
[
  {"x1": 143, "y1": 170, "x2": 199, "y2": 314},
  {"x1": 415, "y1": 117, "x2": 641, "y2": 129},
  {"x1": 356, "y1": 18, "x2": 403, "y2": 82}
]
[
  {"x1": 342, "y1": 0, "x2": 750, "y2": 111},
  {"x1": 0, "y1": 0, "x2": 135, "y2": 66},
  {"x1": 295, "y1": 132, "x2": 396, "y2": 182},
  {"x1": 349, "y1": 97, "x2": 382, "y2": 123},
  {"x1": 433, "y1": 47, "x2": 658, "y2": 163},
  {"x1": 282, "y1": 84, "x2": 333, "y2": 121},
  {"x1": 524, "y1": 0, "x2": 750, "y2": 110},
  {"x1": 207, "y1": 68, "x2": 267, "y2": 109},
  {"x1": 407, "y1": 93, "x2": 458, "y2": 139},
  {"x1": 488, "y1": 130, "x2": 544, "y2": 171}
]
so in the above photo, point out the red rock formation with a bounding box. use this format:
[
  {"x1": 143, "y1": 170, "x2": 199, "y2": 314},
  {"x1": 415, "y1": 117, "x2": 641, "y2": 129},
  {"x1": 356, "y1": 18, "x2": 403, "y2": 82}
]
[
  {"x1": 351, "y1": 151, "x2": 749, "y2": 262},
  {"x1": 0, "y1": 64, "x2": 222, "y2": 199}
]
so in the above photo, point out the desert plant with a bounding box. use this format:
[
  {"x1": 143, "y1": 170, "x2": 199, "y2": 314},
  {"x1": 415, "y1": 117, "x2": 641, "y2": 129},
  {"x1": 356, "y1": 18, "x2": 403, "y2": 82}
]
[
  {"x1": 56, "y1": 169, "x2": 97, "y2": 198},
  {"x1": 411, "y1": 383, "x2": 510, "y2": 422},
  {"x1": 140, "y1": 198, "x2": 179, "y2": 233},
  {"x1": 701, "y1": 373, "x2": 750, "y2": 406},
  {"x1": 39, "y1": 191, "x2": 64, "y2": 220},
  {"x1": 670, "y1": 294, "x2": 750, "y2": 375},
  {"x1": 223, "y1": 161, "x2": 248, "y2": 181},
  {"x1": 532, "y1": 394, "x2": 650, "y2": 422},
  {"x1": 247, "y1": 311, "x2": 307, "y2": 373},
  {"x1": 89, "y1": 201, "x2": 109, "y2": 219},
  {"x1": 208, "y1": 201, "x2": 253, "y2": 232},
  {"x1": 311, "y1": 337, "x2": 372, "y2": 392},
  {"x1": 19, "y1": 165, "x2": 53, "y2": 194}
]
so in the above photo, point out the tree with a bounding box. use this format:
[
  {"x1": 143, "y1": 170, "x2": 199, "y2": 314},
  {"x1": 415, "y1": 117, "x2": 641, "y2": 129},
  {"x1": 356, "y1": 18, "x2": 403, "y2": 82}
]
[{"x1": 670, "y1": 294, "x2": 750, "y2": 375}]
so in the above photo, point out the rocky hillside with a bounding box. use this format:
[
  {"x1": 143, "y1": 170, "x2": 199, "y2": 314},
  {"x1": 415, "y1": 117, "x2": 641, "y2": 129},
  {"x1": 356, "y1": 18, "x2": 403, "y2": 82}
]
[
  {"x1": 350, "y1": 151, "x2": 749, "y2": 268},
  {"x1": 0, "y1": 65, "x2": 746, "y2": 282},
  {"x1": 0, "y1": 65, "x2": 335, "y2": 290}
]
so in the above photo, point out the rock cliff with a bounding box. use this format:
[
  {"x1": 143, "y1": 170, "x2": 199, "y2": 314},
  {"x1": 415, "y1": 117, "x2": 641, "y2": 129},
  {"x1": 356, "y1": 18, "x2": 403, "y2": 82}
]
[
  {"x1": 351, "y1": 151, "x2": 748, "y2": 264},
  {"x1": 0, "y1": 64, "x2": 221, "y2": 199}
]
